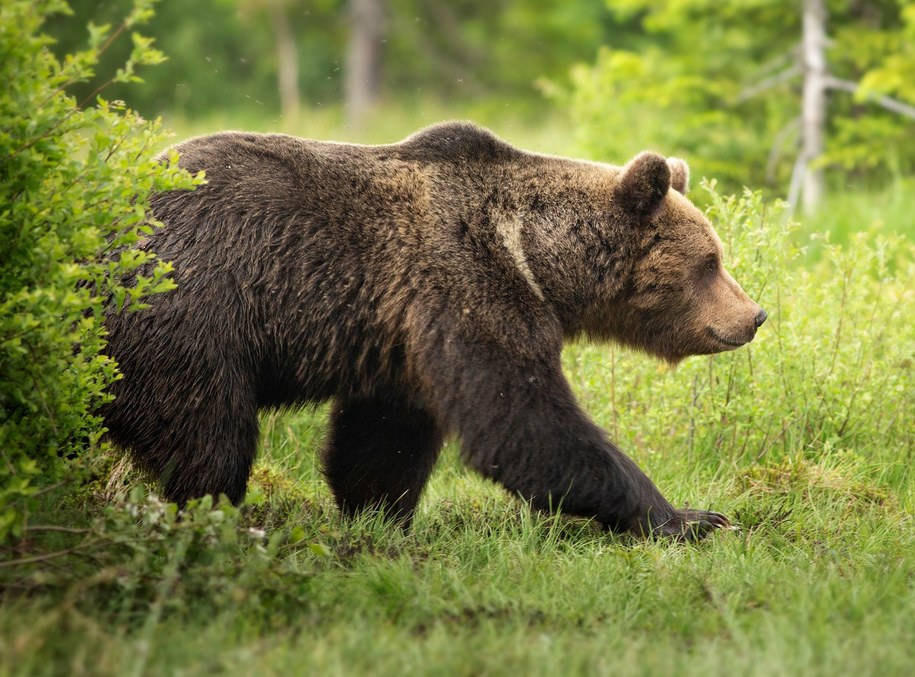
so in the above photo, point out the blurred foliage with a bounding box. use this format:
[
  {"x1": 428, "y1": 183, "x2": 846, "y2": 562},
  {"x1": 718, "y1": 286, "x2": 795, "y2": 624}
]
[
  {"x1": 45, "y1": 0, "x2": 621, "y2": 119},
  {"x1": 0, "y1": 0, "x2": 201, "y2": 540},
  {"x1": 559, "y1": 0, "x2": 915, "y2": 194}
]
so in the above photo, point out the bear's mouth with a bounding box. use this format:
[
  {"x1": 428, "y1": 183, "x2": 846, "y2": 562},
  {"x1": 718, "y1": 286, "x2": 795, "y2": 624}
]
[{"x1": 707, "y1": 327, "x2": 747, "y2": 347}]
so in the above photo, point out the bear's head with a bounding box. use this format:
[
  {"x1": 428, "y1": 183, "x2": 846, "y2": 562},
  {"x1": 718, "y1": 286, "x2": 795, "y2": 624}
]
[{"x1": 588, "y1": 152, "x2": 766, "y2": 363}]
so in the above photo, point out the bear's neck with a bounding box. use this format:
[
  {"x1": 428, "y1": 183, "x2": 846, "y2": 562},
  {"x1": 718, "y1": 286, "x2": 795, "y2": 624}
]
[{"x1": 477, "y1": 156, "x2": 634, "y2": 338}]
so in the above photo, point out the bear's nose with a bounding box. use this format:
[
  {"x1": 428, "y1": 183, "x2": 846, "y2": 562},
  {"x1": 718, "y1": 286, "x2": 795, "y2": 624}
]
[{"x1": 755, "y1": 308, "x2": 768, "y2": 328}]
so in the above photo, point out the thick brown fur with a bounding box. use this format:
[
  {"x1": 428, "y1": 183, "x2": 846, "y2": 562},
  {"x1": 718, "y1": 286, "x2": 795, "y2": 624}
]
[{"x1": 102, "y1": 122, "x2": 766, "y2": 541}]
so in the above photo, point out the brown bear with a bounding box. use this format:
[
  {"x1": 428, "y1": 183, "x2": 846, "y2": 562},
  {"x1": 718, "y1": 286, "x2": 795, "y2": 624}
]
[{"x1": 102, "y1": 121, "x2": 766, "y2": 541}]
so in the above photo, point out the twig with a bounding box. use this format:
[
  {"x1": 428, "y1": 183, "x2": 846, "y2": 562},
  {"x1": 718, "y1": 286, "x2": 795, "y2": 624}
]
[
  {"x1": 8, "y1": 17, "x2": 135, "y2": 160},
  {"x1": 24, "y1": 525, "x2": 92, "y2": 534},
  {"x1": 767, "y1": 118, "x2": 800, "y2": 183},
  {"x1": 736, "y1": 65, "x2": 801, "y2": 103},
  {"x1": 129, "y1": 534, "x2": 191, "y2": 677},
  {"x1": 6, "y1": 481, "x2": 68, "y2": 505},
  {"x1": 754, "y1": 417, "x2": 795, "y2": 462},
  {"x1": 825, "y1": 76, "x2": 915, "y2": 119},
  {"x1": 786, "y1": 152, "x2": 807, "y2": 216},
  {"x1": 38, "y1": 21, "x2": 130, "y2": 109},
  {"x1": 0, "y1": 539, "x2": 105, "y2": 568}
]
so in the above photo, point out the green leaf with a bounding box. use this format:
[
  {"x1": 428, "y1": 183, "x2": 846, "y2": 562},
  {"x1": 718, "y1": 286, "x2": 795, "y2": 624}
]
[{"x1": 308, "y1": 542, "x2": 332, "y2": 558}]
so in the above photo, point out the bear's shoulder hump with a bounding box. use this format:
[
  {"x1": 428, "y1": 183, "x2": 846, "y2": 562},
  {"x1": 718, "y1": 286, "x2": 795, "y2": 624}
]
[{"x1": 396, "y1": 121, "x2": 520, "y2": 165}]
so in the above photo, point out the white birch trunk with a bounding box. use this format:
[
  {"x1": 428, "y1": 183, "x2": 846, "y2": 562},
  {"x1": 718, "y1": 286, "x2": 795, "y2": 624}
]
[{"x1": 801, "y1": 0, "x2": 827, "y2": 215}]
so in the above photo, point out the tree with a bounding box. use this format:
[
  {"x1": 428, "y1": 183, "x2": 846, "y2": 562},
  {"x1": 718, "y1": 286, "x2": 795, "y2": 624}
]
[
  {"x1": 345, "y1": 0, "x2": 385, "y2": 126},
  {"x1": 799, "y1": 0, "x2": 828, "y2": 214},
  {"x1": 46, "y1": 0, "x2": 346, "y2": 120},
  {"x1": 47, "y1": 0, "x2": 629, "y2": 122},
  {"x1": 268, "y1": 0, "x2": 301, "y2": 120},
  {"x1": 236, "y1": 0, "x2": 306, "y2": 121},
  {"x1": 792, "y1": 0, "x2": 915, "y2": 213}
]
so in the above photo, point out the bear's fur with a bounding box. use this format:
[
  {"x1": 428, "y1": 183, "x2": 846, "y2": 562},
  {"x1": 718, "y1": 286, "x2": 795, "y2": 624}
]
[{"x1": 102, "y1": 122, "x2": 766, "y2": 540}]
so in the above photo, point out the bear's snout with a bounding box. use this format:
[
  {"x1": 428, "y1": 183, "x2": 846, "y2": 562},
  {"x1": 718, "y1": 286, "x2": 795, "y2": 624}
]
[{"x1": 702, "y1": 298, "x2": 765, "y2": 354}]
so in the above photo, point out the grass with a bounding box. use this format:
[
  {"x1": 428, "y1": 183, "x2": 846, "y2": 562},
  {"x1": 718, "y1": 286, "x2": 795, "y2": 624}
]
[
  {"x1": 3, "y1": 430, "x2": 913, "y2": 675},
  {"x1": 801, "y1": 176, "x2": 915, "y2": 248},
  {"x1": 1, "y1": 119, "x2": 913, "y2": 675}
]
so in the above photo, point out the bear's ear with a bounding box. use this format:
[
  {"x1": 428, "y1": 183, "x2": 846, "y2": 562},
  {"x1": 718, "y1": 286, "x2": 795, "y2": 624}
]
[
  {"x1": 667, "y1": 157, "x2": 689, "y2": 195},
  {"x1": 614, "y1": 152, "x2": 671, "y2": 217}
]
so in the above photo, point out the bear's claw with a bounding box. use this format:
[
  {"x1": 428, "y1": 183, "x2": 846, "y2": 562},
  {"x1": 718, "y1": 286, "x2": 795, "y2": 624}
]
[{"x1": 650, "y1": 508, "x2": 731, "y2": 542}]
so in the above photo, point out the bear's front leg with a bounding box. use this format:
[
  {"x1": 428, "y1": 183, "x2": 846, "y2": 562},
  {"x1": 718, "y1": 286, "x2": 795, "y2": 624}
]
[{"x1": 414, "y1": 331, "x2": 728, "y2": 541}]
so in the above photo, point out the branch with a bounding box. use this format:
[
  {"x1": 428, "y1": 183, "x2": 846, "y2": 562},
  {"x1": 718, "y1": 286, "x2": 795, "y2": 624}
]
[
  {"x1": 755, "y1": 46, "x2": 801, "y2": 78},
  {"x1": 786, "y1": 152, "x2": 806, "y2": 217},
  {"x1": 767, "y1": 117, "x2": 801, "y2": 183},
  {"x1": 24, "y1": 525, "x2": 92, "y2": 534},
  {"x1": 0, "y1": 539, "x2": 105, "y2": 568},
  {"x1": 11, "y1": 20, "x2": 133, "y2": 159},
  {"x1": 736, "y1": 65, "x2": 801, "y2": 103},
  {"x1": 825, "y1": 76, "x2": 915, "y2": 120}
]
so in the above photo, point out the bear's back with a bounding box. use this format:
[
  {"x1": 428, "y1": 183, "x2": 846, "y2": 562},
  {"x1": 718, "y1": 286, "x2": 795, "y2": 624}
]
[{"x1": 163, "y1": 122, "x2": 520, "y2": 180}]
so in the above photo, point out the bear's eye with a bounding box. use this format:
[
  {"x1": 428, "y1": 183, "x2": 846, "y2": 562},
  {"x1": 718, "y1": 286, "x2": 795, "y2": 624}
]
[{"x1": 704, "y1": 257, "x2": 717, "y2": 272}]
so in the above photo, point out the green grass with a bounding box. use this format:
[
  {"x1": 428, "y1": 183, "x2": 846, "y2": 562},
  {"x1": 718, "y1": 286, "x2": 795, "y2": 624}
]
[
  {"x1": 801, "y1": 176, "x2": 915, "y2": 247},
  {"x1": 3, "y1": 429, "x2": 914, "y2": 676},
  {"x1": 2, "y1": 126, "x2": 913, "y2": 676}
]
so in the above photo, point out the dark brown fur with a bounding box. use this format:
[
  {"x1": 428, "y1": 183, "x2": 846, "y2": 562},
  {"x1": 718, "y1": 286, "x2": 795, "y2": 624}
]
[{"x1": 102, "y1": 122, "x2": 765, "y2": 540}]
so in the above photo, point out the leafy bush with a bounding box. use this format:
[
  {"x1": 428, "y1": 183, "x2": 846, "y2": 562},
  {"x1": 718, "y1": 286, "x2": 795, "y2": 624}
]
[{"x1": 0, "y1": 0, "x2": 200, "y2": 539}]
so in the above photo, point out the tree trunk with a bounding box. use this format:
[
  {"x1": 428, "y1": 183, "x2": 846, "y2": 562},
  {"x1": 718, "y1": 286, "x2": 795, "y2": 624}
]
[
  {"x1": 269, "y1": 1, "x2": 299, "y2": 121},
  {"x1": 345, "y1": 0, "x2": 385, "y2": 127},
  {"x1": 800, "y1": 0, "x2": 827, "y2": 215}
]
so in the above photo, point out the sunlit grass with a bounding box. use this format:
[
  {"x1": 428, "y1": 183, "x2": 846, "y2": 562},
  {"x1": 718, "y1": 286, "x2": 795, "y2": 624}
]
[{"x1": 3, "y1": 448, "x2": 914, "y2": 676}]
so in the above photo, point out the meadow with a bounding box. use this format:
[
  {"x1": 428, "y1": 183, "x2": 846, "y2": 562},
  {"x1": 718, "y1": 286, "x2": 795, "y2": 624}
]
[{"x1": 2, "y1": 109, "x2": 913, "y2": 674}]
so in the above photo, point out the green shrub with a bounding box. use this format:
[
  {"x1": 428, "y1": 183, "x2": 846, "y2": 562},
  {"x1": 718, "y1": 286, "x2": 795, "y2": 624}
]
[{"x1": 0, "y1": 0, "x2": 200, "y2": 539}]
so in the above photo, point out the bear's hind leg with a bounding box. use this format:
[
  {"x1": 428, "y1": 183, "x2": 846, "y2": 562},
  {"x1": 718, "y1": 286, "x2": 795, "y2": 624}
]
[
  {"x1": 323, "y1": 395, "x2": 443, "y2": 526},
  {"x1": 159, "y1": 410, "x2": 260, "y2": 506}
]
